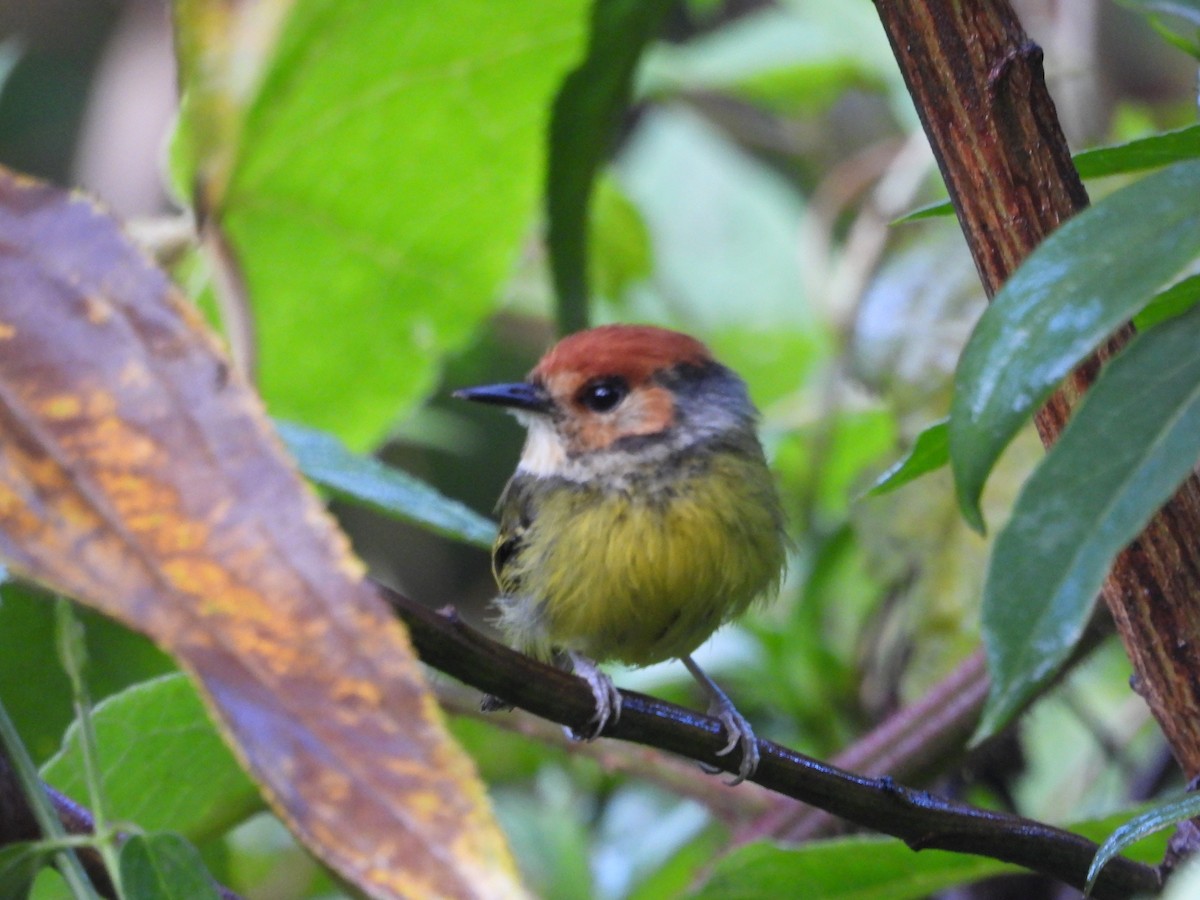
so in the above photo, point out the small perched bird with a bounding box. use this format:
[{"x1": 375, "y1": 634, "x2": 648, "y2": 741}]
[{"x1": 455, "y1": 324, "x2": 787, "y2": 782}]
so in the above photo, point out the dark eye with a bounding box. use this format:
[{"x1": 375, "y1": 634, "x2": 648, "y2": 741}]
[{"x1": 578, "y1": 377, "x2": 628, "y2": 413}]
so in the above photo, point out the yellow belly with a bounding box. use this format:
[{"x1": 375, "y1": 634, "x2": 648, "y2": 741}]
[{"x1": 497, "y1": 452, "x2": 786, "y2": 666}]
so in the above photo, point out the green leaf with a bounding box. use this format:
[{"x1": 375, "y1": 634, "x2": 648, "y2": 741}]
[
  {"x1": 896, "y1": 124, "x2": 1200, "y2": 223},
  {"x1": 180, "y1": 1, "x2": 589, "y2": 449},
  {"x1": 119, "y1": 833, "x2": 220, "y2": 900},
  {"x1": 0, "y1": 37, "x2": 22, "y2": 103},
  {"x1": 893, "y1": 199, "x2": 953, "y2": 223},
  {"x1": 546, "y1": 0, "x2": 675, "y2": 333},
  {"x1": 637, "y1": 5, "x2": 895, "y2": 114},
  {"x1": 590, "y1": 175, "x2": 653, "y2": 302},
  {"x1": 950, "y1": 160, "x2": 1200, "y2": 530},
  {"x1": 1087, "y1": 792, "x2": 1200, "y2": 895},
  {"x1": 1118, "y1": 0, "x2": 1200, "y2": 24},
  {"x1": 0, "y1": 699, "x2": 96, "y2": 898},
  {"x1": 1133, "y1": 272, "x2": 1200, "y2": 330},
  {"x1": 693, "y1": 836, "x2": 1018, "y2": 899},
  {"x1": 616, "y1": 106, "x2": 813, "y2": 338},
  {"x1": 0, "y1": 583, "x2": 174, "y2": 763},
  {"x1": 278, "y1": 419, "x2": 497, "y2": 549},
  {"x1": 0, "y1": 843, "x2": 53, "y2": 899},
  {"x1": 1116, "y1": 1, "x2": 1200, "y2": 58},
  {"x1": 42, "y1": 674, "x2": 260, "y2": 842},
  {"x1": 865, "y1": 418, "x2": 949, "y2": 496},
  {"x1": 976, "y1": 301, "x2": 1200, "y2": 738},
  {"x1": 1074, "y1": 124, "x2": 1200, "y2": 178},
  {"x1": 695, "y1": 806, "x2": 1167, "y2": 899}
]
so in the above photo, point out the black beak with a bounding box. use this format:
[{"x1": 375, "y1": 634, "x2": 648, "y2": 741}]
[{"x1": 453, "y1": 381, "x2": 552, "y2": 414}]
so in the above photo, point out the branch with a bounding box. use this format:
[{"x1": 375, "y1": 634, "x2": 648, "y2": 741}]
[
  {"x1": 380, "y1": 584, "x2": 1159, "y2": 899},
  {"x1": 874, "y1": 0, "x2": 1200, "y2": 780},
  {"x1": 435, "y1": 683, "x2": 774, "y2": 824},
  {"x1": 749, "y1": 611, "x2": 1116, "y2": 844}
]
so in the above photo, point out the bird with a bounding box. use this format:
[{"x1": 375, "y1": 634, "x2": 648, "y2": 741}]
[{"x1": 454, "y1": 324, "x2": 787, "y2": 783}]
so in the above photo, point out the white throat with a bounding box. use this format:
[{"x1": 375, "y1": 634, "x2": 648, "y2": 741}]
[{"x1": 515, "y1": 414, "x2": 567, "y2": 477}]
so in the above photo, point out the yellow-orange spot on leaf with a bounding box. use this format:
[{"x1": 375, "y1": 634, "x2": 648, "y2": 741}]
[
  {"x1": 372, "y1": 868, "x2": 439, "y2": 898},
  {"x1": 400, "y1": 789, "x2": 443, "y2": 820},
  {"x1": 152, "y1": 518, "x2": 209, "y2": 554},
  {"x1": 83, "y1": 294, "x2": 113, "y2": 325},
  {"x1": 94, "y1": 470, "x2": 177, "y2": 525},
  {"x1": 316, "y1": 769, "x2": 352, "y2": 803},
  {"x1": 22, "y1": 453, "x2": 68, "y2": 492},
  {"x1": 0, "y1": 484, "x2": 40, "y2": 533},
  {"x1": 222, "y1": 621, "x2": 302, "y2": 674},
  {"x1": 40, "y1": 394, "x2": 83, "y2": 421},
  {"x1": 0, "y1": 168, "x2": 524, "y2": 900},
  {"x1": 384, "y1": 756, "x2": 432, "y2": 781},
  {"x1": 74, "y1": 388, "x2": 117, "y2": 419},
  {"x1": 332, "y1": 677, "x2": 383, "y2": 712},
  {"x1": 162, "y1": 557, "x2": 231, "y2": 599},
  {"x1": 117, "y1": 359, "x2": 152, "y2": 389}
]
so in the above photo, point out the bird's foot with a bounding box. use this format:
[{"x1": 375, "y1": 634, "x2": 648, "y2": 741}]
[
  {"x1": 708, "y1": 695, "x2": 759, "y2": 785},
  {"x1": 682, "y1": 655, "x2": 760, "y2": 785},
  {"x1": 564, "y1": 651, "x2": 622, "y2": 741},
  {"x1": 480, "y1": 693, "x2": 513, "y2": 713}
]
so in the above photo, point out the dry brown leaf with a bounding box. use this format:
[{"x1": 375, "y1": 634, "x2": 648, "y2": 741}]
[{"x1": 0, "y1": 167, "x2": 524, "y2": 900}]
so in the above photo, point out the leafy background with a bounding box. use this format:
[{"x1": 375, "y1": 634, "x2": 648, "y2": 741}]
[{"x1": 1, "y1": 0, "x2": 1199, "y2": 897}]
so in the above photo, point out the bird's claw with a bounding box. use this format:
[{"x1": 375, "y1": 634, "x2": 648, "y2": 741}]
[
  {"x1": 710, "y1": 699, "x2": 759, "y2": 785},
  {"x1": 681, "y1": 655, "x2": 760, "y2": 785},
  {"x1": 566, "y1": 651, "x2": 622, "y2": 741}
]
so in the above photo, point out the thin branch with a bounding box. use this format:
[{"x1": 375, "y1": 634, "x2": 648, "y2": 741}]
[
  {"x1": 751, "y1": 611, "x2": 1116, "y2": 844},
  {"x1": 436, "y1": 683, "x2": 774, "y2": 824},
  {"x1": 380, "y1": 583, "x2": 1160, "y2": 899}
]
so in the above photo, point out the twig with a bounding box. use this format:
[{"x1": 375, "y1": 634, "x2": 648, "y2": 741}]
[
  {"x1": 380, "y1": 583, "x2": 1160, "y2": 899},
  {"x1": 436, "y1": 683, "x2": 774, "y2": 824},
  {"x1": 750, "y1": 612, "x2": 1116, "y2": 844}
]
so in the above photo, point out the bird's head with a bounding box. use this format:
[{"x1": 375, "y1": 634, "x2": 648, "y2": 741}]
[{"x1": 455, "y1": 325, "x2": 758, "y2": 480}]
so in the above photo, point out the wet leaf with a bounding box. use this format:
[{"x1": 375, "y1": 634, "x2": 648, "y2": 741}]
[
  {"x1": 1087, "y1": 792, "x2": 1200, "y2": 895},
  {"x1": 0, "y1": 168, "x2": 522, "y2": 899},
  {"x1": 950, "y1": 160, "x2": 1200, "y2": 530},
  {"x1": 1132, "y1": 272, "x2": 1200, "y2": 331},
  {"x1": 278, "y1": 420, "x2": 496, "y2": 550},
  {"x1": 977, "y1": 302, "x2": 1200, "y2": 738},
  {"x1": 1073, "y1": 123, "x2": 1200, "y2": 178}
]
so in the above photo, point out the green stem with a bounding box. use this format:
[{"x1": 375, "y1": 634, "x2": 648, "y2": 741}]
[
  {"x1": 0, "y1": 696, "x2": 99, "y2": 898},
  {"x1": 55, "y1": 599, "x2": 124, "y2": 899}
]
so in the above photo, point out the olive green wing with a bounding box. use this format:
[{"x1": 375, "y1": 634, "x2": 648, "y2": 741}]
[{"x1": 491, "y1": 474, "x2": 536, "y2": 595}]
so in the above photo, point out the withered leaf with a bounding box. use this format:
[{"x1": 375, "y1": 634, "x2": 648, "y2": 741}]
[{"x1": 0, "y1": 167, "x2": 523, "y2": 899}]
